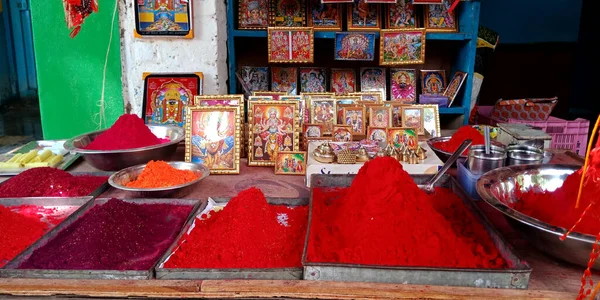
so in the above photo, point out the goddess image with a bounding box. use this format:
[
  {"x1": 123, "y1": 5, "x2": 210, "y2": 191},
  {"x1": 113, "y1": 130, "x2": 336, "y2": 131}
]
[{"x1": 150, "y1": 81, "x2": 192, "y2": 126}]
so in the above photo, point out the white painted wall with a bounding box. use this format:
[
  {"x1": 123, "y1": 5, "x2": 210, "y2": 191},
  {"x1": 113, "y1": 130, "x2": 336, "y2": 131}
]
[{"x1": 118, "y1": 0, "x2": 228, "y2": 114}]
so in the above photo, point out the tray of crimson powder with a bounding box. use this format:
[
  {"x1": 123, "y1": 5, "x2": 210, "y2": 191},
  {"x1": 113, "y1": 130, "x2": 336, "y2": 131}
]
[
  {"x1": 0, "y1": 197, "x2": 204, "y2": 280},
  {"x1": 303, "y1": 163, "x2": 532, "y2": 289}
]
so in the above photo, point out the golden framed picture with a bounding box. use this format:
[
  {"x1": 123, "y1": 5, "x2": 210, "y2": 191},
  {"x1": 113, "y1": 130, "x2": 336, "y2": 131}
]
[
  {"x1": 443, "y1": 71, "x2": 468, "y2": 107},
  {"x1": 380, "y1": 28, "x2": 426, "y2": 65},
  {"x1": 415, "y1": 104, "x2": 440, "y2": 137},
  {"x1": 389, "y1": 102, "x2": 407, "y2": 127},
  {"x1": 274, "y1": 151, "x2": 307, "y2": 175},
  {"x1": 424, "y1": 0, "x2": 458, "y2": 32},
  {"x1": 401, "y1": 106, "x2": 424, "y2": 134},
  {"x1": 280, "y1": 95, "x2": 303, "y2": 101},
  {"x1": 310, "y1": 98, "x2": 336, "y2": 135},
  {"x1": 252, "y1": 91, "x2": 288, "y2": 100},
  {"x1": 268, "y1": 27, "x2": 314, "y2": 63},
  {"x1": 303, "y1": 123, "x2": 323, "y2": 138},
  {"x1": 349, "y1": 91, "x2": 382, "y2": 103},
  {"x1": 249, "y1": 95, "x2": 275, "y2": 102},
  {"x1": 185, "y1": 106, "x2": 241, "y2": 174},
  {"x1": 194, "y1": 94, "x2": 246, "y2": 124},
  {"x1": 248, "y1": 101, "x2": 300, "y2": 166},
  {"x1": 307, "y1": 0, "x2": 342, "y2": 31},
  {"x1": 347, "y1": 1, "x2": 380, "y2": 31},
  {"x1": 271, "y1": 67, "x2": 298, "y2": 95},
  {"x1": 368, "y1": 106, "x2": 392, "y2": 128},
  {"x1": 269, "y1": 0, "x2": 306, "y2": 27},
  {"x1": 367, "y1": 126, "x2": 388, "y2": 143},
  {"x1": 334, "y1": 95, "x2": 362, "y2": 106},
  {"x1": 330, "y1": 68, "x2": 357, "y2": 95},
  {"x1": 239, "y1": 0, "x2": 269, "y2": 29},
  {"x1": 386, "y1": 0, "x2": 417, "y2": 29},
  {"x1": 336, "y1": 103, "x2": 355, "y2": 124},
  {"x1": 342, "y1": 105, "x2": 366, "y2": 135},
  {"x1": 420, "y1": 70, "x2": 446, "y2": 95},
  {"x1": 333, "y1": 125, "x2": 353, "y2": 141},
  {"x1": 387, "y1": 127, "x2": 417, "y2": 149}
]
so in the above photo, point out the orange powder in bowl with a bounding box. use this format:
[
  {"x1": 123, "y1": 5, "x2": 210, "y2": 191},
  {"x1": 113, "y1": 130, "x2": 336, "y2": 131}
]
[{"x1": 125, "y1": 161, "x2": 200, "y2": 189}]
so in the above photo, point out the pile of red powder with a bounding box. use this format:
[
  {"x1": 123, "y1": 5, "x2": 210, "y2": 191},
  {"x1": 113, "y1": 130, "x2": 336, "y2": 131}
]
[
  {"x1": 0, "y1": 167, "x2": 107, "y2": 198},
  {"x1": 0, "y1": 206, "x2": 51, "y2": 267},
  {"x1": 306, "y1": 157, "x2": 507, "y2": 268},
  {"x1": 83, "y1": 114, "x2": 168, "y2": 150},
  {"x1": 18, "y1": 198, "x2": 193, "y2": 270},
  {"x1": 433, "y1": 125, "x2": 485, "y2": 155},
  {"x1": 164, "y1": 188, "x2": 308, "y2": 269}
]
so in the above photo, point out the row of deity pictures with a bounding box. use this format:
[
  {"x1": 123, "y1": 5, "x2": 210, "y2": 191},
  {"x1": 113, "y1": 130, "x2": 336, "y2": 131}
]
[
  {"x1": 239, "y1": 0, "x2": 457, "y2": 33},
  {"x1": 237, "y1": 66, "x2": 467, "y2": 105}
]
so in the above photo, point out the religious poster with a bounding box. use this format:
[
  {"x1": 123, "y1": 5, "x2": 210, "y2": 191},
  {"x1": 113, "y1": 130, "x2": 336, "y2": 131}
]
[
  {"x1": 268, "y1": 27, "x2": 314, "y2": 63},
  {"x1": 420, "y1": 70, "x2": 446, "y2": 94},
  {"x1": 390, "y1": 68, "x2": 417, "y2": 103},
  {"x1": 134, "y1": 0, "x2": 192, "y2": 37},
  {"x1": 307, "y1": 0, "x2": 342, "y2": 31},
  {"x1": 239, "y1": 66, "x2": 270, "y2": 93},
  {"x1": 271, "y1": 67, "x2": 298, "y2": 95},
  {"x1": 300, "y1": 68, "x2": 327, "y2": 92},
  {"x1": 425, "y1": 0, "x2": 458, "y2": 32},
  {"x1": 342, "y1": 106, "x2": 366, "y2": 135},
  {"x1": 386, "y1": 0, "x2": 416, "y2": 29},
  {"x1": 380, "y1": 28, "x2": 426, "y2": 65},
  {"x1": 239, "y1": 0, "x2": 269, "y2": 29},
  {"x1": 443, "y1": 71, "x2": 467, "y2": 106},
  {"x1": 359, "y1": 67, "x2": 386, "y2": 96},
  {"x1": 334, "y1": 32, "x2": 376, "y2": 61},
  {"x1": 368, "y1": 106, "x2": 392, "y2": 127},
  {"x1": 347, "y1": 0, "x2": 380, "y2": 31},
  {"x1": 330, "y1": 69, "x2": 357, "y2": 95},
  {"x1": 269, "y1": 0, "x2": 306, "y2": 27}
]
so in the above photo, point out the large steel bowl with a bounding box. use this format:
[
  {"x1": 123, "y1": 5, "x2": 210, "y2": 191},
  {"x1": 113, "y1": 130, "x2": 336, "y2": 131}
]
[
  {"x1": 476, "y1": 164, "x2": 599, "y2": 269},
  {"x1": 64, "y1": 125, "x2": 184, "y2": 171},
  {"x1": 108, "y1": 161, "x2": 209, "y2": 198}
]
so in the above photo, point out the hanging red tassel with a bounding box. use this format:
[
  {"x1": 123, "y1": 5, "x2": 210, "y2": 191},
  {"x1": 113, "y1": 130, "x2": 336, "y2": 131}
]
[{"x1": 63, "y1": 0, "x2": 98, "y2": 38}]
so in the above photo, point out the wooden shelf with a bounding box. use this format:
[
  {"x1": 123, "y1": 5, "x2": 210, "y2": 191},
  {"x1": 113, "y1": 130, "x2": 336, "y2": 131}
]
[{"x1": 232, "y1": 30, "x2": 471, "y2": 41}]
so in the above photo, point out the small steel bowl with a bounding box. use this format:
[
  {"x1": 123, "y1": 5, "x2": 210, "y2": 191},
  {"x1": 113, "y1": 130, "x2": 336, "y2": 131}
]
[
  {"x1": 476, "y1": 164, "x2": 599, "y2": 269},
  {"x1": 108, "y1": 161, "x2": 209, "y2": 198},
  {"x1": 64, "y1": 125, "x2": 184, "y2": 171},
  {"x1": 427, "y1": 136, "x2": 505, "y2": 165}
]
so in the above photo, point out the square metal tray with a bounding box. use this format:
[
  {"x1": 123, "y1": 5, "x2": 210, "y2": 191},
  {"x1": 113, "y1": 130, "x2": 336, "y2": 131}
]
[
  {"x1": 302, "y1": 174, "x2": 532, "y2": 289},
  {"x1": 0, "y1": 198, "x2": 204, "y2": 280},
  {"x1": 0, "y1": 171, "x2": 112, "y2": 199},
  {"x1": 155, "y1": 197, "x2": 308, "y2": 280},
  {"x1": 0, "y1": 140, "x2": 81, "y2": 175}
]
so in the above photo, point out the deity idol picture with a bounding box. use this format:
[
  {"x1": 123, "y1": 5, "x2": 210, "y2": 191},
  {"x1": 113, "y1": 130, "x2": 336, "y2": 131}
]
[{"x1": 135, "y1": 0, "x2": 192, "y2": 37}]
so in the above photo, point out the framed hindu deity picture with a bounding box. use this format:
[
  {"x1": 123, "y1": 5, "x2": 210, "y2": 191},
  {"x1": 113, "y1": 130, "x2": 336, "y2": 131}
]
[
  {"x1": 303, "y1": 123, "x2": 323, "y2": 138},
  {"x1": 275, "y1": 151, "x2": 307, "y2": 175},
  {"x1": 368, "y1": 106, "x2": 392, "y2": 128},
  {"x1": 387, "y1": 127, "x2": 417, "y2": 149},
  {"x1": 307, "y1": 0, "x2": 342, "y2": 31},
  {"x1": 425, "y1": 0, "x2": 458, "y2": 32},
  {"x1": 386, "y1": 0, "x2": 416, "y2": 29},
  {"x1": 249, "y1": 95, "x2": 275, "y2": 102},
  {"x1": 194, "y1": 94, "x2": 245, "y2": 123},
  {"x1": 347, "y1": 1, "x2": 380, "y2": 31},
  {"x1": 401, "y1": 106, "x2": 424, "y2": 134},
  {"x1": 415, "y1": 104, "x2": 440, "y2": 137},
  {"x1": 367, "y1": 126, "x2": 388, "y2": 143},
  {"x1": 253, "y1": 91, "x2": 287, "y2": 100},
  {"x1": 390, "y1": 68, "x2": 417, "y2": 103},
  {"x1": 239, "y1": 0, "x2": 269, "y2": 29},
  {"x1": 301, "y1": 92, "x2": 333, "y2": 124},
  {"x1": 185, "y1": 106, "x2": 241, "y2": 174},
  {"x1": 342, "y1": 106, "x2": 366, "y2": 135},
  {"x1": 142, "y1": 73, "x2": 203, "y2": 128},
  {"x1": 300, "y1": 68, "x2": 327, "y2": 92},
  {"x1": 334, "y1": 32, "x2": 376, "y2": 61},
  {"x1": 349, "y1": 91, "x2": 382, "y2": 103},
  {"x1": 240, "y1": 66, "x2": 270, "y2": 93},
  {"x1": 268, "y1": 27, "x2": 314, "y2": 63},
  {"x1": 269, "y1": 0, "x2": 306, "y2": 27},
  {"x1": 330, "y1": 69, "x2": 357, "y2": 95},
  {"x1": 334, "y1": 96, "x2": 361, "y2": 107},
  {"x1": 359, "y1": 67, "x2": 386, "y2": 97},
  {"x1": 443, "y1": 71, "x2": 467, "y2": 107},
  {"x1": 134, "y1": 0, "x2": 192, "y2": 37},
  {"x1": 248, "y1": 101, "x2": 300, "y2": 166},
  {"x1": 420, "y1": 70, "x2": 446, "y2": 94},
  {"x1": 271, "y1": 67, "x2": 298, "y2": 95},
  {"x1": 389, "y1": 102, "x2": 406, "y2": 127},
  {"x1": 310, "y1": 98, "x2": 336, "y2": 135},
  {"x1": 380, "y1": 28, "x2": 426, "y2": 65},
  {"x1": 333, "y1": 125, "x2": 353, "y2": 141},
  {"x1": 280, "y1": 95, "x2": 302, "y2": 101}
]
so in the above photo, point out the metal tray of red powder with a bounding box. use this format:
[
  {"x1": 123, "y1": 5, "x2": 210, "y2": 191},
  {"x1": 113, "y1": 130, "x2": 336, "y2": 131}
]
[
  {"x1": 0, "y1": 198, "x2": 204, "y2": 280},
  {"x1": 154, "y1": 197, "x2": 307, "y2": 280},
  {"x1": 302, "y1": 174, "x2": 532, "y2": 289},
  {"x1": 0, "y1": 171, "x2": 113, "y2": 199}
]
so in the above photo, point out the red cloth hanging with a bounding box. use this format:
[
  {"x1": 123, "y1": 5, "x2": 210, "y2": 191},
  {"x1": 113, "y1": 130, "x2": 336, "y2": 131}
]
[{"x1": 63, "y1": 0, "x2": 98, "y2": 38}]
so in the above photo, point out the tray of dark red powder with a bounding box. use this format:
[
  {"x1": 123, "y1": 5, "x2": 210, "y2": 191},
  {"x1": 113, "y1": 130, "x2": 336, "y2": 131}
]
[
  {"x1": 0, "y1": 197, "x2": 204, "y2": 280},
  {"x1": 303, "y1": 158, "x2": 531, "y2": 289}
]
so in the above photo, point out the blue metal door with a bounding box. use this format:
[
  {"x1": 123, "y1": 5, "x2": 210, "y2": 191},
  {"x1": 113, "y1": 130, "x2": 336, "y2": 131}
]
[{"x1": 6, "y1": 0, "x2": 37, "y2": 99}]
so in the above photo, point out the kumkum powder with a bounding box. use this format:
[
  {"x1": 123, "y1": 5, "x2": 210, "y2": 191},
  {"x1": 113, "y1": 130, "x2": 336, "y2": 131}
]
[
  {"x1": 433, "y1": 125, "x2": 485, "y2": 155},
  {"x1": 164, "y1": 187, "x2": 308, "y2": 269},
  {"x1": 125, "y1": 160, "x2": 199, "y2": 188},
  {"x1": 0, "y1": 206, "x2": 52, "y2": 267},
  {"x1": 0, "y1": 167, "x2": 107, "y2": 198},
  {"x1": 83, "y1": 114, "x2": 168, "y2": 150},
  {"x1": 18, "y1": 198, "x2": 193, "y2": 270},
  {"x1": 306, "y1": 157, "x2": 507, "y2": 269}
]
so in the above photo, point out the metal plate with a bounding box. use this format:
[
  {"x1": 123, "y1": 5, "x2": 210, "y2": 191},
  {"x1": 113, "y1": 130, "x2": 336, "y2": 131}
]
[
  {"x1": 155, "y1": 197, "x2": 308, "y2": 280},
  {"x1": 0, "y1": 172, "x2": 112, "y2": 198},
  {"x1": 0, "y1": 198, "x2": 204, "y2": 280},
  {"x1": 302, "y1": 174, "x2": 532, "y2": 289},
  {"x1": 0, "y1": 140, "x2": 81, "y2": 175}
]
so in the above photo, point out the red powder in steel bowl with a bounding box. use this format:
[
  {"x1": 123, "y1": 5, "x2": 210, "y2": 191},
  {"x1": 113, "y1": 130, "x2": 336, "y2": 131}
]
[
  {"x1": 306, "y1": 157, "x2": 507, "y2": 269},
  {"x1": 164, "y1": 187, "x2": 308, "y2": 269},
  {"x1": 0, "y1": 167, "x2": 107, "y2": 198},
  {"x1": 433, "y1": 125, "x2": 485, "y2": 155},
  {"x1": 0, "y1": 206, "x2": 50, "y2": 267},
  {"x1": 18, "y1": 198, "x2": 193, "y2": 270},
  {"x1": 83, "y1": 114, "x2": 169, "y2": 151}
]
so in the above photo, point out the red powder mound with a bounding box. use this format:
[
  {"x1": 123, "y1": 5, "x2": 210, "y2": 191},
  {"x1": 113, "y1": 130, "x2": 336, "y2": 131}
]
[
  {"x1": 0, "y1": 206, "x2": 49, "y2": 267},
  {"x1": 306, "y1": 157, "x2": 507, "y2": 268},
  {"x1": 164, "y1": 187, "x2": 308, "y2": 268},
  {"x1": 0, "y1": 167, "x2": 107, "y2": 198},
  {"x1": 84, "y1": 114, "x2": 167, "y2": 150},
  {"x1": 433, "y1": 125, "x2": 485, "y2": 155}
]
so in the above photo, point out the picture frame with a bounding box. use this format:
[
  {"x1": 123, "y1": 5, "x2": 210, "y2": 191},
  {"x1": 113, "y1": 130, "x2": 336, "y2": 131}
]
[
  {"x1": 443, "y1": 71, "x2": 468, "y2": 107},
  {"x1": 424, "y1": 0, "x2": 458, "y2": 32},
  {"x1": 280, "y1": 95, "x2": 303, "y2": 101},
  {"x1": 307, "y1": 0, "x2": 342, "y2": 31},
  {"x1": 390, "y1": 68, "x2": 417, "y2": 103},
  {"x1": 248, "y1": 101, "x2": 300, "y2": 166},
  {"x1": 269, "y1": 0, "x2": 306, "y2": 27},
  {"x1": 249, "y1": 95, "x2": 275, "y2": 102},
  {"x1": 368, "y1": 106, "x2": 393, "y2": 128},
  {"x1": 415, "y1": 104, "x2": 440, "y2": 137},
  {"x1": 303, "y1": 123, "x2": 323, "y2": 138},
  {"x1": 334, "y1": 32, "x2": 376, "y2": 61},
  {"x1": 359, "y1": 67, "x2": 387, "y2": 97},
  {"x1": 389, "y1": 102, "x2": 407, "y2": 127},
  {"x1": 349, "y1": 91, "x2": 382, "y2": 103},
  {"x1": 367, "y1": 126, "x2": 388, "y2": 143},
  {"x1": 185, "y1": 106, "x2": 241, "y2": 174},
  {"x1": 268, "y1": 27, "x2": 314, "y2": 63},
  {"x1": 271, "y1": 67, "x2": 298, "y2": 95},
  {"x1": 252, "y1": 91, "x2": 287, "y2": 100},
  {"x1": 134, "y1": 0, "x2": 192, "y2": 38},
  {"x1": 420, "y1": 70, "x2": 446, "y2": 95},
  {"x1": 342, "y1": 105, "x2": 367, "y2": 135},
  {"x1": 310, "y1": 98, "x2": 336, "y2": 135},
  {"x1": 387, "y1": 127, "x2": 418, "y2": 149},
  {"x1": 330, "y1": 69, "x2": 357, "y2": 95},
  {"x1": 347, "y1": 1, "x2": 381, "y2": 31},
  {"x1": 300, "y1": 68, "x2": 328, "y2": 92},
  {"x1": 275, "y1": 151, "x2": 307, "y2": 175},
  {"x1": 301, "y1": 92, "x2": 334, "y2": 124},
  {"x1": 142, "y1": 73, "x2": 203, "y2": 128},
  {"x1": 335, "y1": 103, "x2": 355, "y2": 124},
  {"x1": 235, "y1": 70, "x2": 252, "y2": 98},
  {"x1": 401, "y1": 106, "x2": 424, "y2": 135},
  {"x1": 333, "y1": 125, "x2": 353, "y2": 141},
  {"x1": 380, "y1": 28, "x2": 426, "y2": 65},
  {"x1": 239, "y1": 0, "x2": 269, "y2": 29},
  {"x1": 386, "y1": 0, "x2": 417, "y2": 29},
  {"x1": 194, "y1": 94, "x2": 245, "y2": 123},
  {"x1": 240, "y1": 66, "x2": 270, "y2": 93}
]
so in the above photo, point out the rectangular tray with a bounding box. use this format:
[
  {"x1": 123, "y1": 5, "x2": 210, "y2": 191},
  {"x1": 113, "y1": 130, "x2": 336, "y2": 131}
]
[
  {"x1": 155, "y1": 197, "x2": 308, "y2": 280},
  {"x1": 302, "y1": 174, "x2": 532, "y2": 289},
  {"x1": 0, "y1": 198, "x2": 204, "y2": 280},
  {"x1": 0, "y1": 140, "x2": 81, "y2": 175},
  {"x1": 0, "y1": 171, "x2": 112, "y2": 198}
]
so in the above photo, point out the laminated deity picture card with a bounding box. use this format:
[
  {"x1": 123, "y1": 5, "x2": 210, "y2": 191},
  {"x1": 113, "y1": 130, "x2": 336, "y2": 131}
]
[
  {"x1": 334, "y1": 32, "x2": 376, "y2": 61},
  {"x1": 420, "y1": 69, "x2": 446, "y2": 95},
  {"x1": 142, "y1": 72, "x2": 203, "y2": 128},
  {"x1": 333, "y1": 125, "x2": 353, "y2": 142},
  {"x1": 387, "y1": 127, "x2": 417, "y2": 149},
  {"x1": 310, "y1": 98, "x2": 336, "y2": 135},
  {"x1": 424, "y1": 0, "x2": 458, "y2": 32},
  {"x1": 342, "y1": 105, "x2": 366, "y2": 136},
  {"x1": 303, "y1": 123, "x2": 323, "y2": 138},
  {"x1": 239, "y1": 0, "x2": 269, "y2": 29},
  {"x1": 347, "y1": 0, "x2": 381, "y2": 31},
  {"x1": 275, "y1": 151, "x2": 307, "y2": 175},
  {"x1": 368, "y1": 105, "x2": 392, "y2": 128},
  {"x1": 300, "y1": 68, "x2": 328, "y2": 92},
  {"x1": 390, "y1": 68, "x2": 417, "y2": 103},
  {"x1": 443, "y1": 71, "x2": 468, "y2": 107},
  {"x1": 240, "y1": 66, "x2": 270, "y2": 93},
  {"x1": 269, "y1": 0, "x2": 306, "y2": 27},
  {"x1": 271, "y1": 67, "x2": 298, "y2": 95},
  {"x1": 359, "y1": 67, "x2": 386, "y2": 97},
  {"x1": 367, "y1": 126, "x2": 387, "y2": 143},
  {"x1": 380, "y1": 28, "x2": 426, "y2": 65},
  {"x1": 134, "y1": 0, "x2": 193, "y2": 38},
  {"x1": 386, "y1": 0, "x2": 417, "y2": 29},
  {"x1": 185, "y1": 106, "x2": 241, "y2": 174},
  {"x1": 330, "y1": 69, "x2": 357, "y2": 95},
  {"x1": 307, "y1": 0, "x2": 342, "y2": 31}
]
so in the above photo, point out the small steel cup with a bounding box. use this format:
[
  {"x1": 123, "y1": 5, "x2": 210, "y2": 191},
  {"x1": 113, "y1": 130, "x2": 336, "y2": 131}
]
[
  {"x1": 507, "y1": 145, "x2": 544, "y2": 166},
  {"x1": 467, "y1": 145, "x2": 507, "y2": 174}
]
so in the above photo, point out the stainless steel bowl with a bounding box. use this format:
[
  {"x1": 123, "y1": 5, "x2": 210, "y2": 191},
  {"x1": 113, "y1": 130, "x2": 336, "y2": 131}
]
[
  {"x1": 108, "y1": 161, "x2": 209, "y2": 198},
  {"x1": 64, "y1": 125, "x2": 184, "y2": 171},
  {"x1": 427, "y1": 136, "x2": 466, "y2": 163},
  {"x1": 476, "y1": 164, "x2": 599, "y2": 269}
]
